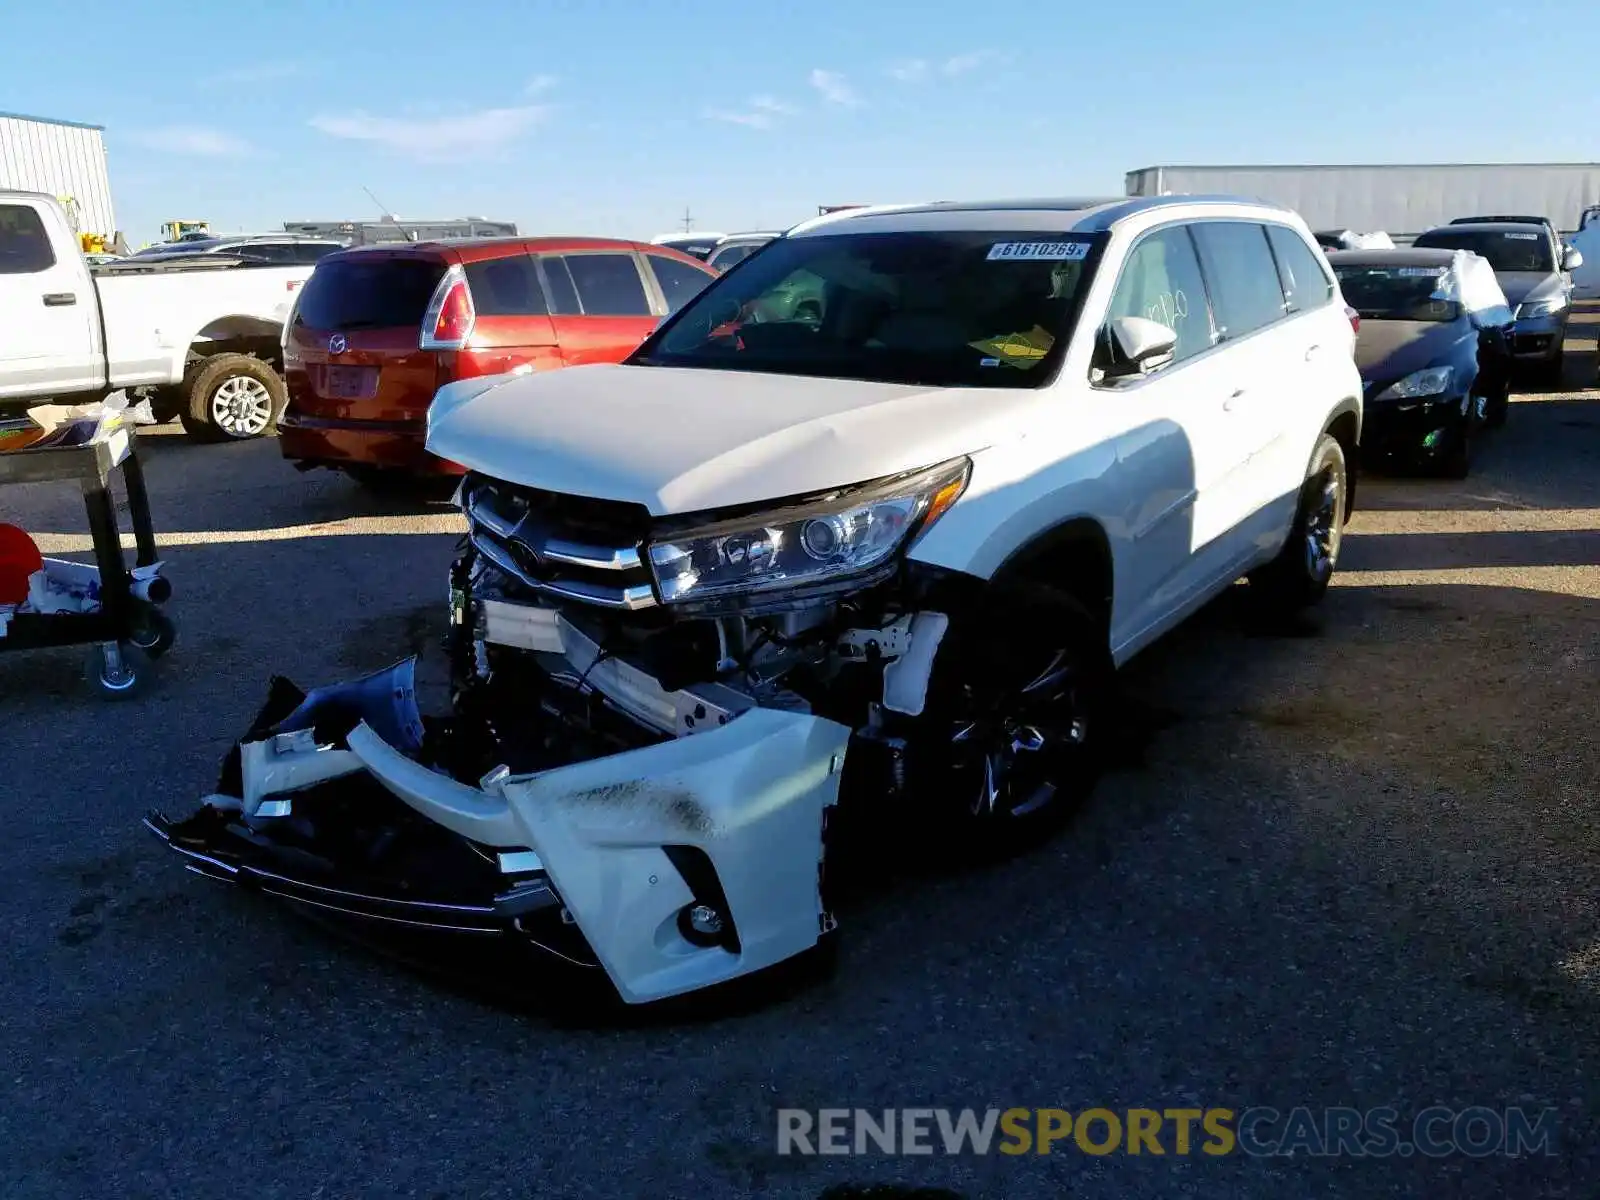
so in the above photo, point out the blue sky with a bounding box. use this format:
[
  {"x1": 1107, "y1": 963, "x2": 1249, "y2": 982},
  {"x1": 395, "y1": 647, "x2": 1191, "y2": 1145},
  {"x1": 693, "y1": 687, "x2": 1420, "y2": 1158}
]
[{"x1": 4, "y1": 0, "x2": 1596, "y2": 244}]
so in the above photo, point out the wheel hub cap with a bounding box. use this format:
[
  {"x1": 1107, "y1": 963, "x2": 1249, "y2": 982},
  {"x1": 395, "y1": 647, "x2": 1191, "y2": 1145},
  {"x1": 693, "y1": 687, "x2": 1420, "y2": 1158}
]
[
  {"x1": 950, "y1": 649, "x2": 1086, "y2": 820},
  {"x1": 1304, "y1": 473, "x2": 1340, "y2": 581},
  {"x1": 211, "y1": 375, "x2": 273, "y2": 437}
]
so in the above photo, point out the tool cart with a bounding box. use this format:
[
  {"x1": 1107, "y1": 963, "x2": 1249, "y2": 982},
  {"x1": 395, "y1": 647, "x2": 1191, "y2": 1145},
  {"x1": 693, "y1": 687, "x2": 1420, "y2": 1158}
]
[{"x1": 0, "y1": 421, "x2": 174, "y2": 698}]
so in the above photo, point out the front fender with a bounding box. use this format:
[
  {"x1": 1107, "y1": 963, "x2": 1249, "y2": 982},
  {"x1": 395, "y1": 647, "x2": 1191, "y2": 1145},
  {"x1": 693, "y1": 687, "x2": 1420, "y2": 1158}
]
[{"x1": 907, "y1": 438, "x2": 1121, "y2": 581}]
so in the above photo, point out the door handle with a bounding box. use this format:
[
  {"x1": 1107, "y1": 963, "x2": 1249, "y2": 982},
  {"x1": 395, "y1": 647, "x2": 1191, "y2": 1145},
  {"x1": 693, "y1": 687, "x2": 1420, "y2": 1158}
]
[
  {"x1": 42, "y1": 292, "x2": 77, "y2": 307},
  {"x1": 1304, "y1": 344, "x2": 1321, "y2": 361},
  {"x1": 1223, "y1": 388, "x2": 1246, "y2": 412}
]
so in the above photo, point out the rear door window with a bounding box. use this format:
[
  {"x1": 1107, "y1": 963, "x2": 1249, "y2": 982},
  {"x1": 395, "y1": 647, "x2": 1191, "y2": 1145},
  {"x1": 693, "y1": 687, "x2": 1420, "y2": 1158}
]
[
  {"x1": 292, "y1": 256, "x2": 446, "y2": 330},
  {"x1": 465, "y1": 255, "x2": 549, "y2": 315},
  {"x1": 0, "y1": 204, "x2": 57, "y2": 274},
  {"x1": 557, "y1": 253, "x2": 653, "y2": 316},
  {"x1": 646, "y1": 254, "x2": 713, "y2": 314},
  {"x1": 1264, "y1": 225, "x2": 1334, "y2": 313},
  {"x1": 1191, "y1": 222, "x2": 1289, "y2": 339}
]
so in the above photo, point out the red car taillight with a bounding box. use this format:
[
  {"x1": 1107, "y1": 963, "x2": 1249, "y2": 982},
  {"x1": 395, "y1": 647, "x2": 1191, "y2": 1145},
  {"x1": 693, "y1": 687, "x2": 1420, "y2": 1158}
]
[
  {"x1": 1345, "y1": 304, "x2": 1360, "y2": 335},
  {"x1": 420, "y1": 265, "x2": 475, "y2": 350}
]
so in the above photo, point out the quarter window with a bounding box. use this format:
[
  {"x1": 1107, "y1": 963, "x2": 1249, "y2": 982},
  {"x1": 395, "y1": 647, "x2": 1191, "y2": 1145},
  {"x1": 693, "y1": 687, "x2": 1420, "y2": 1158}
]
[
  {"x1": 539, "y1": 256, "x2": 582, "y2": 315},
  {"x1": 1191, "y1": 222, "x2": 1289, "y2": 339},
  {"x1": 465, "y1": 255, "x2": 549, "y2": 316},
  {"x1": 1265, "y1": 225, "x2": 1334, "y2": 312},
  {"x1": 1104, "y1": 225, "x2": 1213, "y2": 365},
  {"x1": 558, "y1": 253, "x2": 652, "y2": 316},
  {"x1": 0, "y1": 204, "x2": 57, "y2": 274}
]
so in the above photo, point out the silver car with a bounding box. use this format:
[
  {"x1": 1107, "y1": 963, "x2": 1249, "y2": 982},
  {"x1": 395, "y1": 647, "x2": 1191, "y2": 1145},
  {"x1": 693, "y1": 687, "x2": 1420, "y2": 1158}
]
[{"x1": 1413, "y1": 220, "x2": 1583, "y2": 382}]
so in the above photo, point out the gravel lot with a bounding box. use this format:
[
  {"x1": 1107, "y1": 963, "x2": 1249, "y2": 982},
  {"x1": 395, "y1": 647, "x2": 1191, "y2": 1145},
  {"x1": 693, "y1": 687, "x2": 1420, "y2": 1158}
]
[{"x1": 3, "y1": 312, "x2": 1598, "y2": 1199}]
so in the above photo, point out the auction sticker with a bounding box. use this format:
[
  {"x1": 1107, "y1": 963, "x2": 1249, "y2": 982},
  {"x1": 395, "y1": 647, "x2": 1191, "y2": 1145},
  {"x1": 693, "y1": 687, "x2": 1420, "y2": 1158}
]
[{"x1": 987, "y1": 241, "x2": 1091, "y2": 261}]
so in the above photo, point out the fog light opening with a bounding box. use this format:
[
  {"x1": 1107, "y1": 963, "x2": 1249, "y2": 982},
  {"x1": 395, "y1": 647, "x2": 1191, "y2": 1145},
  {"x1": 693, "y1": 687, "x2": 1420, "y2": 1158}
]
[{"x1": 679, "y1": 902, "x2": 727, "y2": 947}]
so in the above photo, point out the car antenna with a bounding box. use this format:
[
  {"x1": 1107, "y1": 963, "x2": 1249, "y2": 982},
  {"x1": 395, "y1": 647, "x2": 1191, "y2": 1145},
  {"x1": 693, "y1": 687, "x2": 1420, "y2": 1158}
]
[{"x1": 363, "y1": 186, "x2": 395, "y2": 220}]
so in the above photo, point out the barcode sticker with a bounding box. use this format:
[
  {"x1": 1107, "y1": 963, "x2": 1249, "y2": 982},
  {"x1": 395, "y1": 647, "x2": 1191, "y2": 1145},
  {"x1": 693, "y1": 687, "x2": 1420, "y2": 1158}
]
[{"x1": 987, "y1": 241, "x2": 1091, "y2": 261}]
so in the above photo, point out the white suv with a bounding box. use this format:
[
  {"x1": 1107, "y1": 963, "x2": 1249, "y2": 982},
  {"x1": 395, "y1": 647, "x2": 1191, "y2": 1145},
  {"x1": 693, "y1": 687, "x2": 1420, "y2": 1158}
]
[{"x1": 151, "y1": 197, "x2": 1363, "y2": 1006}]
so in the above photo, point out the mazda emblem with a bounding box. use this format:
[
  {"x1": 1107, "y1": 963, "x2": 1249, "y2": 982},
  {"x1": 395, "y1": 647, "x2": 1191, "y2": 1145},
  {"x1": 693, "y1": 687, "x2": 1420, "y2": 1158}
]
[{"x1": 328, "y1": 333, "x2": 347, "y2": 354}]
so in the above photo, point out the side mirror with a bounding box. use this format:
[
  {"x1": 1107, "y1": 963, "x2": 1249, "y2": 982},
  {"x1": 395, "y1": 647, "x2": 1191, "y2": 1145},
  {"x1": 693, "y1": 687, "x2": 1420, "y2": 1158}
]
[
  {"x1": 1102, "y1": 316, "x2": 1178, "y2": 378},
  {"x1": 1562, "y1": 246, "x2": 1584, "y2": 271}
]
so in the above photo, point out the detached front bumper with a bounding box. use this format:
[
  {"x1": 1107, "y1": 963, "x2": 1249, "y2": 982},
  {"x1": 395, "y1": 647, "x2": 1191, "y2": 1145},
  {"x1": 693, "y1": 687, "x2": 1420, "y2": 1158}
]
[{"x1": 146, "y1": 657, "x2": 853, "y2": 1006}]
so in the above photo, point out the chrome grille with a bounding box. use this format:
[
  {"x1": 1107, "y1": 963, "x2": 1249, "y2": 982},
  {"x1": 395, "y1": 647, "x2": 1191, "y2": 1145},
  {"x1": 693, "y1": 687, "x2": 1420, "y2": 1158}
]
[{"x1": 462, "y1": 475, "x2": 658, "y2": 610}]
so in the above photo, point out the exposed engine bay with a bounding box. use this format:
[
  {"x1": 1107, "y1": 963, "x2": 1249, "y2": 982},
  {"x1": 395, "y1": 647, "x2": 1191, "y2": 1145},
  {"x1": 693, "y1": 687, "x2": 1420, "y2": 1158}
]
[{"x1": 147, "y1": 468, "x2": 1072, "y2": 1008}]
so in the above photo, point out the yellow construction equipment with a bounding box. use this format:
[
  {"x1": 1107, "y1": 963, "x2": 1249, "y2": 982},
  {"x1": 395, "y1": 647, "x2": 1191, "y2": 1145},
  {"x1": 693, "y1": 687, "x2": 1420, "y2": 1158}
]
[{"x1": 160, "y1": 219, "x2": 211, "y2": 241}]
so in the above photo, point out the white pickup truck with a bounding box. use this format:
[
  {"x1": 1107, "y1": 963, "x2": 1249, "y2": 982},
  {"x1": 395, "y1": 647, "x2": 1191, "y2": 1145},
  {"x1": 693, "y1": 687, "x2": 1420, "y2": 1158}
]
[{"x1": 0, "y1": 190, "x2": 314, "y2": 441}]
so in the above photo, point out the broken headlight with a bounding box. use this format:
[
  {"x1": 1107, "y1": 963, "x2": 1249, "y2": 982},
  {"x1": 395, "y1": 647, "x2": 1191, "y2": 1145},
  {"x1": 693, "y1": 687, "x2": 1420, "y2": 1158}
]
[{"x1": 647, "y1": 458, "x2": 970, "y2": 603}]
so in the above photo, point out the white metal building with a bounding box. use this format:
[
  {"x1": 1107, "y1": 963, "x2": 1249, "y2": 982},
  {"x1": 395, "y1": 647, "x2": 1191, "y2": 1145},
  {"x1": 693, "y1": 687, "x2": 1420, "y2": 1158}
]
[{"x1": 0, "y1": 111, "x2": 116, "y2": 237}]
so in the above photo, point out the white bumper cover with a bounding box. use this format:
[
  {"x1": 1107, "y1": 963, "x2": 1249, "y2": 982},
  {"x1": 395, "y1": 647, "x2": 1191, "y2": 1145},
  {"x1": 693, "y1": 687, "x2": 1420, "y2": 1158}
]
[{"x1": 307, "y1": 708, "x2": 856, "y2": 1004}]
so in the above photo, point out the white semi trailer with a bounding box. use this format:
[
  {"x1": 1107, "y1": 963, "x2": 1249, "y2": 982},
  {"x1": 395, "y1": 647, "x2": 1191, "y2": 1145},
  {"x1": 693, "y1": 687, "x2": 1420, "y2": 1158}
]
[{"x1": 1125, "y1": 163, "x2": 1600, "y2": 239}]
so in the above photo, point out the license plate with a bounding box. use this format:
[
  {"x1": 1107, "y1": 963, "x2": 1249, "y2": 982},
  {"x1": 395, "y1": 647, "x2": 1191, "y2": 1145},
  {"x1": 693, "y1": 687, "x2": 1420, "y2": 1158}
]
[{"x1": 316, "y1": 364, "x2": 377, "y2": 400}]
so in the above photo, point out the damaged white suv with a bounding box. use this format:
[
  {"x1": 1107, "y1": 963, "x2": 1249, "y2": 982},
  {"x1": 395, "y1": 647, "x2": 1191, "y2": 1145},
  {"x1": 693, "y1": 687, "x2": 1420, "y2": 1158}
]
[{"x1": 149, "y1": 197, "x2": 1361, "y2": 1008}]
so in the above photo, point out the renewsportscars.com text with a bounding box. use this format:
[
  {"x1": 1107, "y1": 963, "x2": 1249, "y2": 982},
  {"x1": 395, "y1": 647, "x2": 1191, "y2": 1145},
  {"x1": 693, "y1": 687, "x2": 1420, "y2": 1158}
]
[{"x1": 777, "y1": 1106, "x2": 1558, "y2": 1158}]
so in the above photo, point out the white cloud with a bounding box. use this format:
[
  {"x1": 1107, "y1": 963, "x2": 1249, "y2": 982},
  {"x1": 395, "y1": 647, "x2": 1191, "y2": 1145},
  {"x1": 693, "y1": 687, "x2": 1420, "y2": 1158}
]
[
  {"x1": 308, "y1": 105, "x2": 550, "y2": 161},
  {"x1": 941, "y1": 50, "x2": 1000, "y2": 76},
  {"x1": 704, "y1": 95, "x2": 798, "y2": 130},
  {"x1": 202, "y1": 60, "x2": 303, "y2": 86},
  {"x1": 750, "y1": 95, "x2": 797, "y2": 116},
  {"x1": 888, "y1": 51, "x2": 1004, "y2": 82},
  {"x1": 705, "y1": 108, "x2": 775, "y2": 129},
  {"x1": 809, "y1": 68, "x2": 860, "y2": 107},
  {"x1": 525, "y1": 74, "x2": 558, "y2": 95},
  {"x1": 887, "y1": 59, "x2": 930, "y2": 83},
  {"x1": 128, "y1": 126, "x2": 252, "y2": 157}
]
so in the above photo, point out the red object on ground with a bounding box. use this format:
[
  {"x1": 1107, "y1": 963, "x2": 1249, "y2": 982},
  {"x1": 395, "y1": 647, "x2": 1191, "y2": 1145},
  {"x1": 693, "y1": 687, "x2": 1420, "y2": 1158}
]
[{"x1": 0, "y1": 524, "x2": 43, "y2": 605}]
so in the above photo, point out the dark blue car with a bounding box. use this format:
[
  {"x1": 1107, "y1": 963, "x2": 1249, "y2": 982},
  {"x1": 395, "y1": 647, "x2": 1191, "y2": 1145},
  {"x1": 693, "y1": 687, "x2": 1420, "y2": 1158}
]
[{"x1": 1329, "y1": 248, "x2": 1515, "y2": 479}]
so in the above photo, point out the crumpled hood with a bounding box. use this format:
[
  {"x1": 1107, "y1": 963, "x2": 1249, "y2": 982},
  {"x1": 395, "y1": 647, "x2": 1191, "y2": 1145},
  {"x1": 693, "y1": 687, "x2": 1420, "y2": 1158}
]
[
  {"x1": 1496, "y1": 271, "x2": 1563, "y2": 307},
  {"x1": 1354, "y1": 320, "x2": 1470, "y2": 392},
  {"x1": 427, "y1": 364, "x2": 1042, "y2": 515}
]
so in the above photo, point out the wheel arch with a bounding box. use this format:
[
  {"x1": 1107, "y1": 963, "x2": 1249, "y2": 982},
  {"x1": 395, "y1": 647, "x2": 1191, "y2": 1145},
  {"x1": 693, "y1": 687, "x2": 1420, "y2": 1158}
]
[
  {"x1": 986, "y1": 515, "x2": 1115, "y2": 638},
  {"x1": 186, "y1": 314, "x2": 287, "y2": 372}
]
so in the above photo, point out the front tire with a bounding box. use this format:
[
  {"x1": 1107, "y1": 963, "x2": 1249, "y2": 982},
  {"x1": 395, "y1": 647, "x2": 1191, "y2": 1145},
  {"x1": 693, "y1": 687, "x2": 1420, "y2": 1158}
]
[
  {"x1": 909, "y1": 583, "x2": 1112, "y2": 856},
  {"x1": 178, "y1": 353, "x2": 286, "y2": 443},
  {"x1": 1249, "y1": 433, "x2": 1347, "y2": 613}
]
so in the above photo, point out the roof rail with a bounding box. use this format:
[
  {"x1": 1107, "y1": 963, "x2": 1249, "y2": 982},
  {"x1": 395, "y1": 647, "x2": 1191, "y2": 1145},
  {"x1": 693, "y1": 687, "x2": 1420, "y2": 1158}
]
[{"x1": 784, "y1": 203, "x2": 933, "y2": 237}]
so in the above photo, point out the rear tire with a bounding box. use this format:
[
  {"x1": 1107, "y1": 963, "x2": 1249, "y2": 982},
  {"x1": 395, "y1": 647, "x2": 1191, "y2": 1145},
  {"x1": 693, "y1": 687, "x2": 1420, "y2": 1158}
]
[
  {"x1": 1248, "y1": 433, "x2": 1347, "y2": 614},
  {"x1": 178, "y1": 353, "x2": 286, "y2": 443}
]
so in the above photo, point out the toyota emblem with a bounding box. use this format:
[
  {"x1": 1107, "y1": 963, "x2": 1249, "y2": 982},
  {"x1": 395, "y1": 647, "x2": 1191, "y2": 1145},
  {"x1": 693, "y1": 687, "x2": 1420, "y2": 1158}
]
[{"x1": 328, "y1": 333, "x2": 347, "y2": 354}]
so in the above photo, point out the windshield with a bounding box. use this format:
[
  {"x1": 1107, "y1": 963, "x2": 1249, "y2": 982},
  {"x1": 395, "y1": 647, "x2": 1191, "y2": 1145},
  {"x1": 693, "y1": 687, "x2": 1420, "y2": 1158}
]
[
  {"x1": 1412, "y1": 229, "x2": 1553, "y2": 273},
  {"x1": 635, "y1": 230, "x2": 1102, "y2": 388},
  {"x1": 1333, "y1": 264, "x2": 1461, "y2": 323}
]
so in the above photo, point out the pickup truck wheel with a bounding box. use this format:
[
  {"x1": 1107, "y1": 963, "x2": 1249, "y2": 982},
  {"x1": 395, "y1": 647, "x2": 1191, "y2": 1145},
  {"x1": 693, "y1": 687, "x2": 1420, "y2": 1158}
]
[
  {"x1": 178, "y1": 353, "x2": 285, "y2": 443},
  {"x1": 909, "y1": 583, "x2": 1111, "y2": 857},
  {"x1": 1248, "y1": 433, "x2": 1347, "y2": 613}
]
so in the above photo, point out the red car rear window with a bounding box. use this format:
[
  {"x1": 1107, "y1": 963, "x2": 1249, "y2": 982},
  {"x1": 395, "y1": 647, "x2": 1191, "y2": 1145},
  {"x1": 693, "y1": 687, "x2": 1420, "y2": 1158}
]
[{"x1": 294, "y1": 256, "x2": 446, "y2": 331}]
